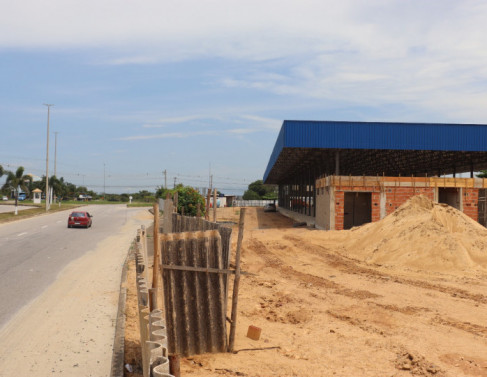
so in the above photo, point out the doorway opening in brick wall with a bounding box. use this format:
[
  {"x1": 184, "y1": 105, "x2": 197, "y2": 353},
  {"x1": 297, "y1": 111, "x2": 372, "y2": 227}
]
[
  {"x1": 438, "y1": 187, "x2": 461, "y2": 210},
  {"x1": 343, "y1": 192, "x2": 372, "y2": 230},
  {"x1": 478, "y1": 189, "x2": 486, "y2": 227}
]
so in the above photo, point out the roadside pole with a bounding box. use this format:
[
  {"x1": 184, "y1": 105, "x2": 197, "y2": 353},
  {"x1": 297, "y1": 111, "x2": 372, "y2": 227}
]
[
  {"x1": 228, "y1": 208, "x2": 246, "y2": 352},
  {"x1": 152, "y1": 202, "x2": 160, "y2": 310}
]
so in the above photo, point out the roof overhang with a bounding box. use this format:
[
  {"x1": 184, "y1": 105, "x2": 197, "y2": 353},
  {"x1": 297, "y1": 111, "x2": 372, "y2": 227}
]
[{"x1": 264, "y1": 120, "x2": 487, "y2": 184}]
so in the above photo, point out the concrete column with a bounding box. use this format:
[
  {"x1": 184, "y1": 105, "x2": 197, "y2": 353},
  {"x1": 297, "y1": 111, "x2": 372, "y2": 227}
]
[
  {"x1": 380, "y1": 190, "x2": 386, "y2": 219},
  {"x1": 433, "y1": 187, "x2": 439, "y2": 203},
  {"x1": 335, "y1": 150, "x2": 340, "y2": 175}
]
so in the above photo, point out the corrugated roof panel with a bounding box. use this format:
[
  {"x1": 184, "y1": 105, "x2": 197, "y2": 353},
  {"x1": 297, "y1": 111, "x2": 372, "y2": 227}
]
[
  {"x1": 263, "y1": 120, "x2": 487, "y2": 182},
  {"x1": 281, "y1": 120, "x2": 487, "y2": 151}
]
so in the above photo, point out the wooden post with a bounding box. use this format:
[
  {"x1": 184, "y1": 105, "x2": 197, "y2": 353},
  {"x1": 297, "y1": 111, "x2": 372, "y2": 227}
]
[
  {"x1": 228, "y1": 208, "x2": 246, "y2": 352},
  {"x1": 173, "y1": 192, "x2": 178, "y2": 213},
  {"x1": 152, "y1": 202, "x2": 160, "y2": 310},
  {"x1": 197, "y1": 202, "x2": 201, "y2": 218},
  {"x1": 169, "y1": 354, "x2": 181, "y2": 377},
  {"x1": 213, "y1": 188, "x2": 217, "y2": 222},
  {"x1": 206, "y1": 189, "x2": 211, "y2": 220}
]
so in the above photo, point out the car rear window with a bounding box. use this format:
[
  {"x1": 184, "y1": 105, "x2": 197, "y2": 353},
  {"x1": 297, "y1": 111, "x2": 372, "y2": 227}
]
[{"x1": 71, "y1": 212, "x2": 86, "y2": 217}]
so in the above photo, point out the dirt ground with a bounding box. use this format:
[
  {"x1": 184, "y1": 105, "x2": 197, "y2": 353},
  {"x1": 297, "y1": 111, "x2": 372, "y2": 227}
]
[{"x1": 124, "y1": 197, "x2": 487, "y2": 377}]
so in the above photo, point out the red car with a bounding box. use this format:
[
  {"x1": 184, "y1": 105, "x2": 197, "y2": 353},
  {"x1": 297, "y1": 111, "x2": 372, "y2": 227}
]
[{"x1": 67, "y1": 211, "x2": 93, "y2": 228}]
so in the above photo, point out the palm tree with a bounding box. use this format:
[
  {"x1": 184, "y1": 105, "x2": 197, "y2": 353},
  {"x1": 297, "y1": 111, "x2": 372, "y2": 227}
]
[
  {"x1": 2, "y1": 167, "x2": 32, "y2": 215},
  {"x1": 0, "y1": 165, "x2": 4, "y2": 198}
]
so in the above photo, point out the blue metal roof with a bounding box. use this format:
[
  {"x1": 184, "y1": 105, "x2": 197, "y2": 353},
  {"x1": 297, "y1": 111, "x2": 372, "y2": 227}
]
[{"x1": 264, "y1": 120, "x2": 487, "y2": 183}]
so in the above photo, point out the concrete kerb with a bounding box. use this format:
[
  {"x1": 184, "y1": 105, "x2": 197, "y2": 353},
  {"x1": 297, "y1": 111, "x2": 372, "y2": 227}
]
[{"x1": 110, "y1": 241, "x2": 133, "y2": 377}]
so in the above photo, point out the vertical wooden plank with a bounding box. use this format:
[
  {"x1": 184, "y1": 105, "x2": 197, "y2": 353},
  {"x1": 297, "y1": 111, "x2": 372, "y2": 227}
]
[
  {"x1": 168, "y1": 234, "x2": 180, "y2": 354},
  {"x1": 176, "y1": 233, "x2": 193, "y2": 355},
  {"x1": 163, "y1": 198, "x2": 173, "y2": 234},
  {"x1": 206, "y1": 189, "x2": 211, "y2": 220},
  {"x1": 204, "y1": 232, "x2": 217, "y2": 352},
  {"x1": 228, "y1": 208, "x2": 246, "y2": 352},
  {"x1": 212, "y1": 232, "x2": 227, "y2": 351},
  {"x1": 194, "y1": 232, "x2": 208, "y2": 354},
  {"x1": 213, "y1": 189, "x2": 217, "y2": 222},
  {"x1": 152, "y1": 203, "x2": 160, "y2": 310}
]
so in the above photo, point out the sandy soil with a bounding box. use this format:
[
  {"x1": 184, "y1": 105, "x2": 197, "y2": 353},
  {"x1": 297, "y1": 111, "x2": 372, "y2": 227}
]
[
  {"x1": 124, "y1": 198, "x2": 487, "y2": 377},
  {"x1": 0, "y1": 208, "x2": 153, "y2": 377}
]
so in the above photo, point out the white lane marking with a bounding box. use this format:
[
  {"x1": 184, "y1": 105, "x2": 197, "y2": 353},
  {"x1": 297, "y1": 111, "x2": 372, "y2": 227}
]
[
  {"x1": 41, "y1": 225, "x2": 48, "y2": 229},
  {"x1": 56, "y1": 220, "x2": 62, "y2": 223},
  {"x1": 18, "y1": 232, "x2": 27, "y2": 237}
]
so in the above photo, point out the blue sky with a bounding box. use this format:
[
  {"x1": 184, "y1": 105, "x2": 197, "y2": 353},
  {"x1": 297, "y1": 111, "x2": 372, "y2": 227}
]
[{"x1": 1, "y1": 1, "x2": 487, "y2": 194}]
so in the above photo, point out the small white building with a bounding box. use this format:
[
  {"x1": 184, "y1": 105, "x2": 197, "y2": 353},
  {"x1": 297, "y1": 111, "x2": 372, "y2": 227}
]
[{"x1": 32, "y1": 188, "x2": 42, "y2": 204}]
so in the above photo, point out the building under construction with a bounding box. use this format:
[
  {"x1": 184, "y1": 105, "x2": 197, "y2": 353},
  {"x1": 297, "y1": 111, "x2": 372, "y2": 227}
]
[{"x1": 263, "y1": 120, "x2": 487, "y2": 229}]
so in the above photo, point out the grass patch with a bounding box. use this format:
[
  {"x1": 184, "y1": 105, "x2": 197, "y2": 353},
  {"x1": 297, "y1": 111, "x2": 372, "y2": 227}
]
[{"x1": 127, "y1": 202, "x2": 154, "y2": 208}]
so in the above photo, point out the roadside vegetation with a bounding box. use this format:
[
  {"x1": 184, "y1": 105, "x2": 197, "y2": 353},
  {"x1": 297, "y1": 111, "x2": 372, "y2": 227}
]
[
  {"x1": 156, "y1": 184, "x2": 206, "y2": 216},
  {"x1": 242, "y1": 179, "x2": 277, "y2": 200}
]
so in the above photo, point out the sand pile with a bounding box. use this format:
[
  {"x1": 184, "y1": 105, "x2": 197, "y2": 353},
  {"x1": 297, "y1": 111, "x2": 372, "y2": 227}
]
[{"x1": 344, "y1": 195, "x2": 487, "y2": 272}]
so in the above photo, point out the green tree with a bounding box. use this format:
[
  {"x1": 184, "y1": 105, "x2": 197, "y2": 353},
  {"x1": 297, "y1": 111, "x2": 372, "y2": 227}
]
[
  {"x1": 248, "y1": 180, "x2": 267, "y2": 197},
  {"x1": 49, "y1": 175, "x2": 66, "y2": 201},
  {"x1": 0, "y1": 165, "x2": 4, "y2": 195},
  {"x1": 244, "y1": 179, "x2": 278, "y2": 200},
  {"x1": 2, "y1": 166, "x2": 32, "y2": 215},
  {"x1": 477, "y1": 171, "x2": 487, "y2": 178},
  {"x1": 156, "y1": 184, "x2": 205, "y2": 216},
  {"x1": 242, "y1": 189, "x2": 260, "y2": 200}
]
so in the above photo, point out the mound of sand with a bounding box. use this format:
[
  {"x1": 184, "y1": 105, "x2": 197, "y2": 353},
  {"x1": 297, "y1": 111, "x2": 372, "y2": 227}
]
[{"x1": 344, "y1": 195, "x2": 487, "y2": 272}]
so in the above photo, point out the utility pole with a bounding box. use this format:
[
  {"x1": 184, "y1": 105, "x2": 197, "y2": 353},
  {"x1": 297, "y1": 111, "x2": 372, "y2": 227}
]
[
  {"x1": 209, "y1": 162, "x2": 211, "y2": 189},
  {"x1": 164, "y1": 169, "x2": 167, "y2": 189},
  {"x1": 103, "y1": 163, "x2": 106, "y2": 199},
  {"x1": 173, "y1": 176, "x2": 177, "y2": 188},
  {"x1": 54, "y1": 131, "x2": 59, "y2": 177},
  {"x1": 43, "y1": 104, "x2": 54, "y2": 212}
]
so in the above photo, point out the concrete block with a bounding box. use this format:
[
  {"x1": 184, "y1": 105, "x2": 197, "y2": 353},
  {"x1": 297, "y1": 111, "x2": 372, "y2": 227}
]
[{"x1": 247, "y1": 325, "x2": 261, "y2": 341}]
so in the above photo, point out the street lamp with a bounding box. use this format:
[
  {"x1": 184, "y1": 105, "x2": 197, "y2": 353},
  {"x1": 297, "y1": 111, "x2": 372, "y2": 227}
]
[{"x1": 44, "y1": 104, "x2": 54, "y2": 211}]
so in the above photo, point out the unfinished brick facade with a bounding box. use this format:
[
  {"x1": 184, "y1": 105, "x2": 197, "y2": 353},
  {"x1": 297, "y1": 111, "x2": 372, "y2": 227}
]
[{"x1": 316, "y1": 176, "x2": 487, "y2": 231}]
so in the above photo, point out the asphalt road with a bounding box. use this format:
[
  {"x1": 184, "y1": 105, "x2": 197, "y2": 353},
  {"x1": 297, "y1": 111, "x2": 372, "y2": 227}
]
[{"x1": 0, "y1": 204, "x2": 143, "y2": 329}]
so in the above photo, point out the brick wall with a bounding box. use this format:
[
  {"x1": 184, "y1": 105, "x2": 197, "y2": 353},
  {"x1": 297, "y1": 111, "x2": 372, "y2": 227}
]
[
  {"x1": 372, "y1": 192, "x2": 381, "y2": 222},
  {"x1": 332, "y1": 185, "x2": 482, "y2": 230},
  {"x1": 383, "y1": 187, "x2": 435, "y2": 216},
  {"x1": 463, "y1": 188, "x2": 479, "y2": 221}
]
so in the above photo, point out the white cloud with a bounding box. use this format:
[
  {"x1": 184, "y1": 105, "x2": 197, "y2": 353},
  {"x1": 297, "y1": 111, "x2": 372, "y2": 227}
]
[
  {"x1": 119, "y1": 114, "x2": 283, "y2": 141},
  {"x1": 239, "y1": 115, "x2": 282, "y2": 130},
  {"x1": 4, "y1": 1, "x2": 487, "y2": 122},
  {"x1": 118, "y1": 130, "x2": 218, "y2": 141}
]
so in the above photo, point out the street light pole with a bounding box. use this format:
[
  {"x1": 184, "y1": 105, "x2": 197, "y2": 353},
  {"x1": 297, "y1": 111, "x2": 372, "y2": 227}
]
[
  {"x1": 103, "y1": 163, "x2": 106, "y2": 199},
  {"x1": 54, "y1": 131, "x2": 59, "y2": 177},
  {"x1": 44, "y1": 104, "x2": 54, "y2": 211}
]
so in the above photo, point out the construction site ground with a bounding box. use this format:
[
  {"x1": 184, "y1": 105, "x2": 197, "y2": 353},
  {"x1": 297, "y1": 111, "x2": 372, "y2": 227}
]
[{"x1": 124, "y1": 199, "x2": 487, "y2": 377}]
